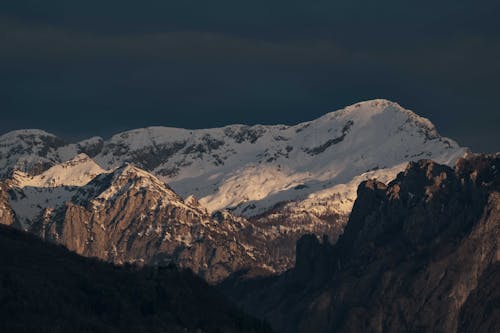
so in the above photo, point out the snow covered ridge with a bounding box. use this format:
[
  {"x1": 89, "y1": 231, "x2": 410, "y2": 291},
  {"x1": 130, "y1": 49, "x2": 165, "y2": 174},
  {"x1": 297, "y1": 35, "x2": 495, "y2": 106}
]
[
  {"x1": 0, "y1": 99, "x2": 468, "y2": 219},
  {"x1": 11, "y1": 153, "x2": 109, "y2": 188}
]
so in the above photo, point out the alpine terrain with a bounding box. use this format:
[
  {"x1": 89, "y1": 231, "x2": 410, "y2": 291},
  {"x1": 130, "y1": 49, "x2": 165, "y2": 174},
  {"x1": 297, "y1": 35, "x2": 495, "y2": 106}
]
[
  {"x1": 0, "y1": 99, "x2": 468, "y2": 280},
  {"x1": 221, "y1": 153, "x2": 500, "y2": 333}
]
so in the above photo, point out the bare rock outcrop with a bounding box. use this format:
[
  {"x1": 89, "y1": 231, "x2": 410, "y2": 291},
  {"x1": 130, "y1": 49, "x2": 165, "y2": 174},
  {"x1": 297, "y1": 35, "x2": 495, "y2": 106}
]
[
  {"x1": 28, "y1": 164, "x2": 266, "y2": 283},
  {"x1": 0, "y1": 183, "x2": 17, "y2": 227},
  {"x1": 221, "y1": 154, "x2": 500, "y2": 333}
]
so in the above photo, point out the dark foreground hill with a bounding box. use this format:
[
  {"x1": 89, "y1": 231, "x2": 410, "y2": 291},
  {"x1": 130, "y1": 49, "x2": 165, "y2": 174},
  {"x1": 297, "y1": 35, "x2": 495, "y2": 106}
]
[
  {"x1": 0, "y1": 224, "x2": 271, "y2": 333},
  {"x1": 221, "y1": 154, "x2": 500, "y2": 333}
]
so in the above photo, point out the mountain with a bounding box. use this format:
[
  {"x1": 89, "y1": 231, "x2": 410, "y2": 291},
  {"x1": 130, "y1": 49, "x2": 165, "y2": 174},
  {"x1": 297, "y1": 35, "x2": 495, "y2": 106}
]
[
  {"x1": 11, "y1": 153, "x2": 108, "y2": 188},
  {"x1": 220, "y1": 154, "x2": 500, "y2": 333},
  {"x1": 1, "y1": 152, "x2": 284, "y2": 282},
  {"x1": 0, "y1": 224, "x2": 271, "y2": 333},
  {"x1": 0, "y1": 100, "x2": 468, "y2": 274},
  {"x1": 0, "y1": 129, "x2": 102, "y2": 177},
  {"x1": 6, "y1": 161, "x2": 272, "y2": 283},
  {"x1": 6, "y1": 153, "x2": 109, "y2": 229},
  {"x1": 0, "y1": 100, "x2": 466, "y2": 219}
]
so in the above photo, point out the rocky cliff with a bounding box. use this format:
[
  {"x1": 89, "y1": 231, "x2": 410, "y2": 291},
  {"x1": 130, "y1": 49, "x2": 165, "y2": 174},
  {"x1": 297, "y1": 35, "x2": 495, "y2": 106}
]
[
  {"x1": 221, "y1": 154, "x2": 500, "y2": 333},
  {"x1": 26, "y1": 164, "x2": 270, "y2": 283},
  {"x1": 0, "y1": 183, "x2": 17, "y2": 227}
]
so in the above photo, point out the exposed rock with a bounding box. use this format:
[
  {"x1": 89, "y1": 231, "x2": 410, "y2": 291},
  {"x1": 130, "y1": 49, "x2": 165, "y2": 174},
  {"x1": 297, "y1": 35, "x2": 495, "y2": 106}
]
[
  {"x1": 459, "y1": 263, "x2": 500, "y2": 332},
  {"x1": 0, "y1": 183, "x2": 18, "y2": 227},
  {"x1": 221, "y1": 154, "x2": 500, "y2": 333},
  {"x1": 21, "y1": 164, "x2": 268, "y2": 283}
]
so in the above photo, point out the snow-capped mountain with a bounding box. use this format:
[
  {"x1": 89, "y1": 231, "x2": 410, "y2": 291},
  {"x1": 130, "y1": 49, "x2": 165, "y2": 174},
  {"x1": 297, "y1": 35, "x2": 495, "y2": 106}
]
[
  {"x1": 12, "y1": 153, "x2": 108, "y2": 188},
  {"x1": 6, "y1": 153, "x2": 109, "y2": 228},
  {"x1": 0, "y1": 99, "x2": 469, "y2": 278},
  {"x1": 8, "y1": 162, "x2": 268, "y2": 282},
  {"x1": 0, "y1": 100, "x2": 467, "y2": 218}
]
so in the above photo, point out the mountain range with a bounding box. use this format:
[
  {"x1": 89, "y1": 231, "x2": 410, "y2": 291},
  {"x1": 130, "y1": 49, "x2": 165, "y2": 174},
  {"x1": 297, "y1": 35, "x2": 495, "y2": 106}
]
[
  {"x1": 0, "y1": 99, "x2": 469, "y2": 282},
  {"x1": 0, "y1": 99, "x2": 499, "y2": 332}
]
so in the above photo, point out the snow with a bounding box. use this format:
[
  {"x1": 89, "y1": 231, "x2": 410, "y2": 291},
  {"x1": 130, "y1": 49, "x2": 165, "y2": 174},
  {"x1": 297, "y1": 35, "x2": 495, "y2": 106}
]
[
  {"x1": 145, "y1": 99, "x2": 466, "y2": 217},
  {"x1": 8, "y1": 186, "x2": 75, "y2": 228},
  {"x1": 13, "y1": 153, "x2": 109, "y2": 188},
  {"x1": 265, "y1": 163, "x2": 408, "y2": 219},
  {"x1": 2, "y1": 99, "x2": 468, "y2": 221},
  {"x1": 94, "y1": 163, "x2": 180, "y2": 203},
  {"x1": 6, "y1": 154, "x2": 110, "y2": 227}
]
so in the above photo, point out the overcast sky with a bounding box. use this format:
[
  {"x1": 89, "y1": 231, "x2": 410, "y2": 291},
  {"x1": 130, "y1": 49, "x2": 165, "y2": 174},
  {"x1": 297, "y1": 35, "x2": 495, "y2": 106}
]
[{"x1": 1, "y1": 1, "x2": 499, "y2": 152}]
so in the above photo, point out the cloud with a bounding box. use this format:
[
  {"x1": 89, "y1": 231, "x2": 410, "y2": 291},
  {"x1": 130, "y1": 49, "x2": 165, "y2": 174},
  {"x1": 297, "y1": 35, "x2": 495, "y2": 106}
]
[
  {"x1": 0, "y1": 20, "x2": 349, "y2": 65},
  {"x1": 0, "y1": 2, "x2": 499, "y2": 152}
]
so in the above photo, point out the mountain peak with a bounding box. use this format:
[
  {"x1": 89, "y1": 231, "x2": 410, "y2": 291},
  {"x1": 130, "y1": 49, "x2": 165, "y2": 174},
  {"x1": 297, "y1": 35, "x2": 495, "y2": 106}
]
[
  {"x1": 322, "y1": 99, "x2": 437, "y2": 133},
  {"x1": 13, "y1": 153, "x2": 107, "y2": 188},
  {"x1": 113, "y1": 163, "x2": 166, "y2": 183},
  {"x1": 91, "y1": 163, "x2": 181, "y2": 203}
]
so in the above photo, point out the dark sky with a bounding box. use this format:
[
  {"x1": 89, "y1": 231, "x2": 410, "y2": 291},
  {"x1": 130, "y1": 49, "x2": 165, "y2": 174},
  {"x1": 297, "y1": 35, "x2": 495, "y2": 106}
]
[{"x1": 1, "y1": 1, "x2": 499, "y2": 152}]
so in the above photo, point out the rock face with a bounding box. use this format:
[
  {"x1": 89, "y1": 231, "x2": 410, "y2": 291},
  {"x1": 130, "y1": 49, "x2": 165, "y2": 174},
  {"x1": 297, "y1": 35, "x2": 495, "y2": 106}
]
[
  {"x1": 0, "y1": 224, "x2": 271, "y2": 333},
  {"x1": 0, "y1": 153, "x2": 308, "y2": 282},
  {"x1": 221, "y1": 154, "x2": 500, "y2": 333},
  {"x1": 459, "y1": 263, "x2": 500, "y2": 332},
  {"x1": 26, "y1": 164, "x2": 268, "y2": 283},
  {"x1": 0, "y1": 183, "x2": 17, "y2": 227}
]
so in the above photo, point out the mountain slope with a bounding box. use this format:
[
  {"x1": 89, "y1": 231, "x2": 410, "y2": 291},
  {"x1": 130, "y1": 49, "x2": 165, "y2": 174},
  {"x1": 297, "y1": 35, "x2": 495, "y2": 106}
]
[
  {"x1": 12, "y1": 153, "x2": 108, "y2": 188},
  {"x1": 0, "y1": 100, "x2": 467, "y2": 219},
  {"x1": 221, "y1": 154, "x2": 500, "y2": 333},
  {"x1": 19, "y1": 163, "x2": 268, "y2": 283},
  {"x1": 0, "y1": 129, "x2": 101, "y2": 177},
  {"x1": 6, "y1": 153, "x2": 109, "y2": 228},
  {"x1": 0, "y1": 99, "x2": 469, "y2": 278},
  {"x1": 0, "y1": 224, "x2": 271, "y2": 333}
]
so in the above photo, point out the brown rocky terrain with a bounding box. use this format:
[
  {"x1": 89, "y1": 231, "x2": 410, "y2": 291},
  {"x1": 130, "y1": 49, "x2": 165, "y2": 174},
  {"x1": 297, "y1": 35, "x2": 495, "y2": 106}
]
[
  {"x1": 0, "y1": 183, "x2": 18, "y2": 228},
  {"x1": 0, "y1": 157, "x2": 345, "y2": 282},
  {"x1": 2, "y1": 157, "x2": 336, "y2": 283},
  {"x1": 24, "y1": 164, "x2": 270, "y2": 283},
  {"x1": 221, "y1": 154, "x2": 500, "y2": 333}
]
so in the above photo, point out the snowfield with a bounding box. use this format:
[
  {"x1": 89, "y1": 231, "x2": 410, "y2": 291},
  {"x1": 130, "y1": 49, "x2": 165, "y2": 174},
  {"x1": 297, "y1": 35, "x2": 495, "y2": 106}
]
[{"x1": 1, "y1": 99, "x2": 467, "y2": 223}]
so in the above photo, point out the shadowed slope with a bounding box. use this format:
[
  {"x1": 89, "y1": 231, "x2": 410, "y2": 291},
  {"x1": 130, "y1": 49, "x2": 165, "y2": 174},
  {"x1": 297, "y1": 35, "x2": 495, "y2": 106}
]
[
  {"x1": 0, "y1": 224, "x2": 271, "y2": 333},
  {"x1": 221, "y1": 154, "x2": 500, "y2": 333}
]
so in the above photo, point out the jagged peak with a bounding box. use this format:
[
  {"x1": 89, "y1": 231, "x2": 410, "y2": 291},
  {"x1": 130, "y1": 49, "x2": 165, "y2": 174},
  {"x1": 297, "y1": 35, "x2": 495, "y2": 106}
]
[
  {"x1": 112, "y1": 163, "x2": 163, "y2": 181},
  {"x1": 101, "y1": 163, "x2": 181, "y2": 200}
]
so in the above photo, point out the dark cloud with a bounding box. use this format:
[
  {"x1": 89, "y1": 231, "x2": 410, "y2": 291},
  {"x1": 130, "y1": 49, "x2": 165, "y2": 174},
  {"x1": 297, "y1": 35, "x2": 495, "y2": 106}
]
[{"x1": 0, "y1": 1, "x2": 499, "y2": 152}]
